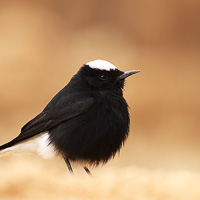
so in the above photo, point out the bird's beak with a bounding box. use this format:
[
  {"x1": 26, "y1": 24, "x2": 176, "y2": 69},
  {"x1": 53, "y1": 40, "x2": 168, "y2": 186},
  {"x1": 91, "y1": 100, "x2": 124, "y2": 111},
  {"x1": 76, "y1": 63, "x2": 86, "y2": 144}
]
[{"x1": 117, "y1": 70, "x2": 140, "y2": 80}]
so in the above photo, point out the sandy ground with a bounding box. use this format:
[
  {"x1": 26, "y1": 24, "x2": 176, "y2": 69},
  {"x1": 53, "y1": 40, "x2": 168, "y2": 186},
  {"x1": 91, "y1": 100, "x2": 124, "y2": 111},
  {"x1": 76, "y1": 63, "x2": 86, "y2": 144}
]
[{"x1": 0, "y1": 156, "x2": 200, "y2": 200}]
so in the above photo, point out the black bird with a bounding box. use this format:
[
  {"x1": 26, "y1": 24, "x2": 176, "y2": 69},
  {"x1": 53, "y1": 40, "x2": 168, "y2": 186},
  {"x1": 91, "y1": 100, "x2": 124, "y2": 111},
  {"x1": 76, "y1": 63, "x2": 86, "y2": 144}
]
[{"x1": 0, "y1": 59, "x2": 140, "y2": 174}]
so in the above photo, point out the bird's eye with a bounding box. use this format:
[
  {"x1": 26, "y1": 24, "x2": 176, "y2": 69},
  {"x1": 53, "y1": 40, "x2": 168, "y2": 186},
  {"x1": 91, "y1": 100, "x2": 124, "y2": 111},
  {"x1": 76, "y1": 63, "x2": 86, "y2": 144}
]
[{"x1": 99, "y1": 74, "x2": 107, "y2": 80}]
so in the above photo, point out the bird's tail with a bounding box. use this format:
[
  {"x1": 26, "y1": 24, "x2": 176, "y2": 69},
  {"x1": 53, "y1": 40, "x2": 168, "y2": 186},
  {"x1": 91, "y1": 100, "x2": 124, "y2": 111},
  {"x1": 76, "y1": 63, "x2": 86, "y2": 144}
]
[
  {"x1": 0, "y1": 148, "x2": 13, "y2": 158},
  {"x1": 0, "y1": 142, "x2": 23, "y2": 158},
  {"x1": 0, "y1": 138, "x2": 34, "y2": 158},
  {"x1": 0, "y1": 140, "x2": 15, "y2": 158},
  {"x1": 0, "y1": 132, "x2": 56, "y2": 159}
]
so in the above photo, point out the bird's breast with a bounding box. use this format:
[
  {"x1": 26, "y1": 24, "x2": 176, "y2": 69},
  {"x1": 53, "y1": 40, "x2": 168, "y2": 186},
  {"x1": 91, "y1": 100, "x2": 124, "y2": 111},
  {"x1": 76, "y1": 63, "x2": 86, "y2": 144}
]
[{"x1": 50, "y1": 94, "x2": 130, "y2": 165}]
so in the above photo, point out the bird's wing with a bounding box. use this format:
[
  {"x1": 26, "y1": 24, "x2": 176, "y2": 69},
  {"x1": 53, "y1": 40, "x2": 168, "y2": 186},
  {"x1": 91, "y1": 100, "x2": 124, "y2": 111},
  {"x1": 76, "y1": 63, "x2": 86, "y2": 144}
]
[{"x1": 0, "y1": 97, "x2": 94, "y2": 150}]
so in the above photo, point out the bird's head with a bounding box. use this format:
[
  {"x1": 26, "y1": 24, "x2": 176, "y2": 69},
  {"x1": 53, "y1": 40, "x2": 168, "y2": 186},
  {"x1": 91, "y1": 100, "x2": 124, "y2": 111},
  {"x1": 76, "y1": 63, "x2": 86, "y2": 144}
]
[{"x1": 76, "y1": 59, "x2": 140, "y2": 90}]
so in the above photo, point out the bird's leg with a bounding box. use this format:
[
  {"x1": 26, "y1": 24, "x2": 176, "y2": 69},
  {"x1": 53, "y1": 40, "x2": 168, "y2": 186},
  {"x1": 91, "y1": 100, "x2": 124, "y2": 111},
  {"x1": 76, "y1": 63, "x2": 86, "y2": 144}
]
[
  {"x1": 84, "y1": 167, "x2": 92, "y2": 176},
  {"x1": 64, "y1": 158, "x2": 73, "y2": 174}
]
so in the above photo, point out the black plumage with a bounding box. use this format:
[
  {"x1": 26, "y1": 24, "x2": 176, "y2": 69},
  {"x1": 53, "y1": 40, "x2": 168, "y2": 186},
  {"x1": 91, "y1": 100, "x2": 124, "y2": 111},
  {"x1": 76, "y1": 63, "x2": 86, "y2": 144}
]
[{"x1": 0, "y1": 60, "x2": 140, "y2": 173}]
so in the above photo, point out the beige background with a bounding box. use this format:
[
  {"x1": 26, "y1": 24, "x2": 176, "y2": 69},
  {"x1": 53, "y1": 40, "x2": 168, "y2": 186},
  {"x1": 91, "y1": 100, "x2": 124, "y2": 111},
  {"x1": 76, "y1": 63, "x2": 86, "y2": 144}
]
[{"x1": 0, "y1": 1, "x2": 200, "y2": 199}]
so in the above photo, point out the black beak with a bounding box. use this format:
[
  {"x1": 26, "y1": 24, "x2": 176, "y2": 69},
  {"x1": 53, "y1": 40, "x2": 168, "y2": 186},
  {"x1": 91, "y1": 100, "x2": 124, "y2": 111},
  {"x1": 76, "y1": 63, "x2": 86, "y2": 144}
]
[{"x1": 117, "y1": 70, "x2": 140, "y2": 80}]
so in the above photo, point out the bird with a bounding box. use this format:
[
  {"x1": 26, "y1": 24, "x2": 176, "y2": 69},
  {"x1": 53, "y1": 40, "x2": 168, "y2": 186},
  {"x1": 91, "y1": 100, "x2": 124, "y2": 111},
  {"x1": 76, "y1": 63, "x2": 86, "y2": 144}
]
[{"x1": 0, "y1": 59, "x2": 140, "y2": 175}]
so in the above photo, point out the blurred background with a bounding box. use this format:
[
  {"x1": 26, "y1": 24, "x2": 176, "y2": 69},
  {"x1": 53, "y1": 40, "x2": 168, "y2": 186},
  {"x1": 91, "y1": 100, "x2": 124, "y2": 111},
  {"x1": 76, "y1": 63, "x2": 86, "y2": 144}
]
[{"x1": 0, "y1": 0, "x2": 200, "y2": 199}]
